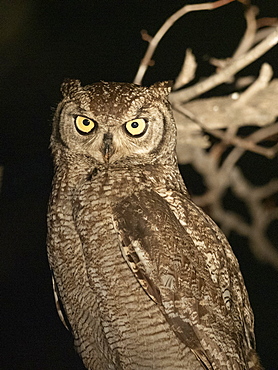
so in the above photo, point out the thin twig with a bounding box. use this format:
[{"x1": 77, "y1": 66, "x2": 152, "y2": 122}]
[
  {"x1": 220, "y1": 122, "x2": 278, "y2": 175},
  {"x1": 171, "y1": 26, "x2": 278, "y2": 103},
  {"x1": 173, "y1": 49, "x2": 197, "y2": 90},
  {"x1": 209, "y1": 5, "x2": 259, "y2": 70},
  {"x1": 233, "y1": 62, "x2": 273, "y2": 106},
  {"x1": 133, "y1": 0, "x2": 235, "y2": 85},
  {"x1": 254, "y1": 26, "x2": 278, "y2": 45},
  {"x1": 244, "y1": 122, "x2": 278, "y2": 148},
  {"x1": 232, "y1": 6, "x2": 258, "y2": 59},
  {"x1": 257, "y1": 17, "x2": 278, "y2": 29},
  {"x1": 209, "y1": 128, "x2": 277, "y2": 157}
]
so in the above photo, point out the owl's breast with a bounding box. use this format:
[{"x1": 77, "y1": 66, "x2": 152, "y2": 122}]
[
  {"x1": 73, "y1": 165, "x2": 151, "y2": 208},
  {"x1": 71, "y1": 166, "x2": 140, "y2": 294}
]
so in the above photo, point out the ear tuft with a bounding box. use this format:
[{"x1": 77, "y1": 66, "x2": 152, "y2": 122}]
[
  {"x1": 149, "y1": 81, "x2": 173, "y2": 98},
  {"x1": 61, "y1": 79, "x2": 81, "y2": 98}
]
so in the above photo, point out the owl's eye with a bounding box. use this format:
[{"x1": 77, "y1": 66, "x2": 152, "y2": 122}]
[
  {"x1": 75, "y1": 116, "x2": 96, "y2": 135},
  {"x1": 125, "y1": 118, "x2": 148, "y2": 137}
]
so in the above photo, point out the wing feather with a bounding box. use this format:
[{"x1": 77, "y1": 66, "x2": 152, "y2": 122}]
[{"x1": 113, "y1": 188, "x2": 257, "y2": 369}]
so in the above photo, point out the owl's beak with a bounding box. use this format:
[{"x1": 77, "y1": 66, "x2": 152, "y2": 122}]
[{"x1": 101, "y1": 132, "x2": 114, "y2": 162}]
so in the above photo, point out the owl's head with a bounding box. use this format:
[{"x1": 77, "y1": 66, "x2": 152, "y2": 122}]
[{"x1": 51, "y1": 79, "x2": 177, "y2": 167}]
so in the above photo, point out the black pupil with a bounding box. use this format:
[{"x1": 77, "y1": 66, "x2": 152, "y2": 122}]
[
  {"x1": 83, "y1": 119, "x2": 91, "y2": 126},
  {"x1": 131, "y1": 121, "x2": 139, "y2": 128}
]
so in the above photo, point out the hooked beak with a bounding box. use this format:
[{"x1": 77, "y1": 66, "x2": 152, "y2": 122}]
[{"x1": 101, "y1": 132, "x2": 114, "y2": 162}]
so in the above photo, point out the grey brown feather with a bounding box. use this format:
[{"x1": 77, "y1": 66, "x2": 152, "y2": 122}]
[{"x1": 47, "y1": 80, "x2": 262, "y2": 369}]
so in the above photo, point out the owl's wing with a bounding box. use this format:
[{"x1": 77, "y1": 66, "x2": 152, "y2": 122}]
[{"x1": 113, "y1": 189, "x2": 257, "y2": 369}]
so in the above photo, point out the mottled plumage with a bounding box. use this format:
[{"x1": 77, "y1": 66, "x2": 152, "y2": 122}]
[{"x1": 47, "y1": 79, "x2": 262, "y2": 369}]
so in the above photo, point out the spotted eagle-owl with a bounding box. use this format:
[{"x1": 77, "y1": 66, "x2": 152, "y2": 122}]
[{"x1": 47, "y1": 79, "x2": 262, "y2": 370}]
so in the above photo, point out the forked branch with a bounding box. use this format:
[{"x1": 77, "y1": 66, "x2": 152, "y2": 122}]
[{"x1": 133, "y1": 0, "x2": 235, "y2": 85}]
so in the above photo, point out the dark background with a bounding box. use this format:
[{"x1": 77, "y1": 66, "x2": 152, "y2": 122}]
[{"x1": 1, "y1": 1, "x2": 278, "y2": 369}]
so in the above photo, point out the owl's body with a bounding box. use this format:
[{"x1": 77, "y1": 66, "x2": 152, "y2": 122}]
[{"x1": 48, "y1": 80, "x2": 261, "y2": 369}]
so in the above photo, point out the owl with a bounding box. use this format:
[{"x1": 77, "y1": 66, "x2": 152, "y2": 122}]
[{"x1": 47, "y1": 79, "x2": 262, "y2": 370}]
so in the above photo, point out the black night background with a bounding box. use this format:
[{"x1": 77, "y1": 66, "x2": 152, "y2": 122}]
[{"x1": 1, "y1": 1, "x2": 278, "y2": 369}]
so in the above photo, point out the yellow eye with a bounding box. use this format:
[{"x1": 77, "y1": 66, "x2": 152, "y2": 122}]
[
  {"x1": 75, "y1": 116, "x2": 96, "y2": 134},
  {"x1": 125, "y1": 118, "x2": 148, "y2": 137}
]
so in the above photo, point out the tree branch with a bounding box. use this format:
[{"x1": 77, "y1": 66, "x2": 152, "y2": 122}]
[
  {"x1": 171, "y1": 26, "x2": 278, "y2": 103},
  {"x1": 133, "y1": 0, "x2": 235, "y2": 85}
]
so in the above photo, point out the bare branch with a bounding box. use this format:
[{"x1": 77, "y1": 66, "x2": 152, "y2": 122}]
[
  {"x1": 256, "y1": 17, "x2": 278, "y2": 29},
  {"x1": 173, "y1": 49, "x2": 197, "y2": 90},
  {"x1": 220, "y1": 122, "x2": 278, "y2": 177},
  {"x1": 190, "y1": 154, "x2": 278, "y2": 268},
  {"x1": 247, "y1": 123, "x2": 278, "y2": 147},
  {"x1": 133, "y1": 0, "x2": 235, "y2": 85},
  {"x1": 232, "y1": 6, "x2": 258, "y2": 59},
  {"x1": 234, "y1": 62, "x2": 273, "y2": 106},
  {"x1": 209, "y1": 127, "x2": 278, "y2": 158},
  {"x1": 171, "y1": 26, "x2": 278, "y2": 103},
  {"x1": 140, "y1": 29, "x2": 153, "y2": 43},
  {"x1": 209, "y1": 5, "x2": 259, "y2": 70}
]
